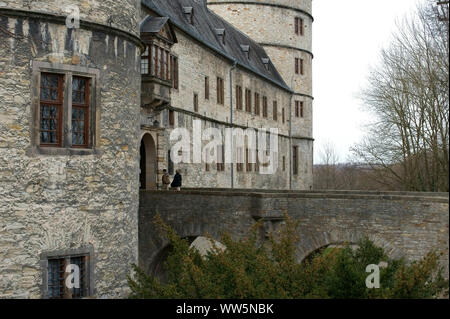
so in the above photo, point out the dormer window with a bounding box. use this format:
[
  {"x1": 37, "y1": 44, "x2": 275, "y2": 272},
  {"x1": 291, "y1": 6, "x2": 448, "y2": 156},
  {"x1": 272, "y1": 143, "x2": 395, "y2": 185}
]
[
  {"x1": 262, "y1": 58, "x2": 270, "y2": 71},
  {"x1": 215, "y1": 28, "x2": 226, "y2": 45},
  {"x1": 183, "y1": 7, "x2": 194, "y2": 25},
  {"x1": 240, "y1": 45, "x2": 250, "y2": 59}
]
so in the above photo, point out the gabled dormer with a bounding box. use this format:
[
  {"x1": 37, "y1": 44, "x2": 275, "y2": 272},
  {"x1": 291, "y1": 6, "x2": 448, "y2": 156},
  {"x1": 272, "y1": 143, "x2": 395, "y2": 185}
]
[
  {"x1": 240, "y1": 45, "x2": 250, "y2": 59},
  {"x1": 183, "y1": 7, "x2": 194, "y2": 25},
  {"x1": 140, "y1": 16, "x2": 177, "y2": 45}
]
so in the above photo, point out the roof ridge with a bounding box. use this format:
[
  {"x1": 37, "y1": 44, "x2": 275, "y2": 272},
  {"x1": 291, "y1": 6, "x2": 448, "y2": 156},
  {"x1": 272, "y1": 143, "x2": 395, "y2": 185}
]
[
  {"x1": 200, "y1": 3, "x2": 289, "y2": 87},
  {"x1": 207, "y1": 8, "x2": 262, "y2": 54}
]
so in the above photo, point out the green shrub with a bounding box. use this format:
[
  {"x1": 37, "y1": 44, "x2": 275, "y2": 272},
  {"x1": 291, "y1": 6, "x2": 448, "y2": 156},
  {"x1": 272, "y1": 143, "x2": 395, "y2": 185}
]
[{"x1": 128, "y1": 214, "x2": 449, "y2": 299}]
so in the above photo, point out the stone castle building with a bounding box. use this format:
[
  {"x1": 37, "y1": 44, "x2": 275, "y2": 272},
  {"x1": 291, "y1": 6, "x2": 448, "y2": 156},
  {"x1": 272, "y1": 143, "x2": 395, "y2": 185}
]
[
  {"x1": 0, "y1": 0, "x2": 313, "y2": 298},
  {"x1": 140, "y1": 0, "x2": 314, "y2": 190}
]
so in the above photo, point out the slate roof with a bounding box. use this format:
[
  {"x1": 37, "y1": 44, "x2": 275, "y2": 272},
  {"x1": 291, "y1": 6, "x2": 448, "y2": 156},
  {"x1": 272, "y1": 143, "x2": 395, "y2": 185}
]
[
  {"x1": 141, "y1": 0, "x2": 292, "y2": 93},
  {"x1": 140, "y1": 16, "x2": 169, "y2": 33}
]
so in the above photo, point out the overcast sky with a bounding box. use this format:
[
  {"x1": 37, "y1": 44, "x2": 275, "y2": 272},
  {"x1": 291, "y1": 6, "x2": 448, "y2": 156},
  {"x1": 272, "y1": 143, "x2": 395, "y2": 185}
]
[{"x1": 312, "y1": 0, "x2": 423, "y2": 164}]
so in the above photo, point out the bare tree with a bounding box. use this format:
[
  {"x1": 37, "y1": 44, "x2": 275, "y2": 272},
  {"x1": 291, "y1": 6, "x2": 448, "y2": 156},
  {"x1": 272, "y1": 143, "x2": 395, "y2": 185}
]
[
  {"x1": 314, "y1": 141, "x2": 341, "y2": 190},
  {"x1": 352, "y1": 1, "x2": 449, "y2": 192}
]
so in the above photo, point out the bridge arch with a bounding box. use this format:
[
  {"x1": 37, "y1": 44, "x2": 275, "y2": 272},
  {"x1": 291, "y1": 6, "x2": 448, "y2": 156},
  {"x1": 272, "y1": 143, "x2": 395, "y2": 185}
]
[
  {"x1": 148, "y1": 235, "x2": 226, "y2": 281},
  {"x1": 296, "y1": 230, "x2": 403, "y2": 263}
]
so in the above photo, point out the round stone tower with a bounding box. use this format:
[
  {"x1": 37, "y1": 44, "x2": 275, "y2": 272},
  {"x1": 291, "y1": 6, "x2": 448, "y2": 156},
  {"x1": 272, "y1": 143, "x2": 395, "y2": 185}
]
[
  {"x1": 207, "y1": 0, "x2": 314, "y2": 189},
  {"x1": 0, "y1": 0, "x2": 141, "y2": 298}
]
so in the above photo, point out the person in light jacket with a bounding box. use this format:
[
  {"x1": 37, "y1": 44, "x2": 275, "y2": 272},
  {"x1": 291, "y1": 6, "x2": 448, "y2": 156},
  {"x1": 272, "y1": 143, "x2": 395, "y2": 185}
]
[{"x1": 161, "y1": 169, "x2": 171, "y2": 190}]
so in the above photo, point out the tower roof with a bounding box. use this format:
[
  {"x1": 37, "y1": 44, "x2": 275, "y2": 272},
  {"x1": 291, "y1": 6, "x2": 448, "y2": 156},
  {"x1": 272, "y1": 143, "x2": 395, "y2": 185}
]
[{"x1": 141, "y1": 0, "x2": 292, "y2": 93}]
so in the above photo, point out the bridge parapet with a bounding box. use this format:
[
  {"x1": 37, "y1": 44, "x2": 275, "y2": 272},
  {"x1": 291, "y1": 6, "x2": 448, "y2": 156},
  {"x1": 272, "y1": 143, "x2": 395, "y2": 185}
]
[{"x1": 139, "y1": 190, "x2": 449, "y2": 278}]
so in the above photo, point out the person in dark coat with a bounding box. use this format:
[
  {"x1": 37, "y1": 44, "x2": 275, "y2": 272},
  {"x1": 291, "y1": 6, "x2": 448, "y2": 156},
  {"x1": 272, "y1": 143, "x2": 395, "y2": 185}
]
[{"x1": 171, "y1": 170, "x2": 182, "y2": 191}]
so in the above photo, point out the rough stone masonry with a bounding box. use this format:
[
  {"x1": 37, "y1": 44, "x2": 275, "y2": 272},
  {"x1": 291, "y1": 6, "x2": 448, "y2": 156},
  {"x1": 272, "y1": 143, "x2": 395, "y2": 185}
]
[{"x1": 0, "y1": 0, "x2": 141, "y2": 298}]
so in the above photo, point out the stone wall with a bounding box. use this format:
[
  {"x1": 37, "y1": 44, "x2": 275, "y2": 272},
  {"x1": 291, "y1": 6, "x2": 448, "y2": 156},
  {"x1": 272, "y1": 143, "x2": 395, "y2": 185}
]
[
  {"x1": 169, "y1": 31, "x2": 292, "y2": 135},
  {"x1": 206, "y1": 0, "x2": 314, "y2": 142},
  {"x1": 0, "y1": 1, "x2": 141, "y2": 298},
  {"x1": 0, "y1": 0, "x2": 141, "y2": 36},
  {"x1": 139, "y1": 189, "x2": 449, "y2": 278},
  {"x1": 160, "y1": 116, "x2": 294, "y2": 189},
  {"x1": 208, "y1": 1, "x2": 313, "y2": 54},
  {"x1": 208, "y1": 0, "x2": 313, "y2": 15}
]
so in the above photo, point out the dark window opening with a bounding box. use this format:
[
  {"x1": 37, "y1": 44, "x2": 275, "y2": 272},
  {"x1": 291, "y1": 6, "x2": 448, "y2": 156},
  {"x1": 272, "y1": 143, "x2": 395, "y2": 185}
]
[
  {"x1": 254, "y1": 92, "x2": 260, "y2": 116},
  {"x1": 194, "y1": 93, "x2": 199, "y2": 112},
  {"x1": 293, "y1": 146, "x2": 299, "y2": 175},
  {"x1": 217, "y1": 144, "x2": 225, "y2": 171},
  {"x1": 236, "y1": 148, "x2": 244, "y2": 172},
  {"x1": 236, "y1": 85, "x2": 243, "y2": 110},
  {"x1": 246, "y1": 148, "x2": 253, "y2": 172},
  {"x1": 295, "y1": 17, "x2": 304, "y2": 36},
  {"x1": 169, "y1": 110, "x2": 175, "y2": 127},
  {"x1": 170, "y1": 55, "x2": 178, "y2": 89},
  {"x1": 217, "y1": 77, "x2": 224, "y2": 105},
  {"x1": 245, "y1": 89, "x2": 252, "y2": 113},
  {"x1": 255, "y1": 148, "x2": 260, "y2": 172},
  {"x1": 72, "y1": 76, "x2": 90, "y2": 148},
  {"x1": 273, "y1": 101, "x2": 278, "y2": 121},
  {"x1": 262, "y1": 96, "x2": 268, "y2": 118},
  {"x1": 40, "y1": 73, "x2": 63, "y2": 147},
  {"x1": 47, "y1": 255, "x2": 89, "y2": 299}
]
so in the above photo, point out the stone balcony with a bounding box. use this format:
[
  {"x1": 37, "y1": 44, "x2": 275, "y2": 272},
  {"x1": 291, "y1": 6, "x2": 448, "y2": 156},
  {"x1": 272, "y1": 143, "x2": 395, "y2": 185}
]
[
  {"x1": 141, "y1": 75, "x2": 171, "y2": 109},
  {"x1": 140, "y1": 114, "x2": 158, "y2": 128}
]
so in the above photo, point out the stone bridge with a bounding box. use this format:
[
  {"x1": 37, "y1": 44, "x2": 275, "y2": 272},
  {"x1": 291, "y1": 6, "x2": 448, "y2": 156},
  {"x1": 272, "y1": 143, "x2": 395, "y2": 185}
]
[{"x1": 139, "y1": 189, "x2": 449, "y2": 277}]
